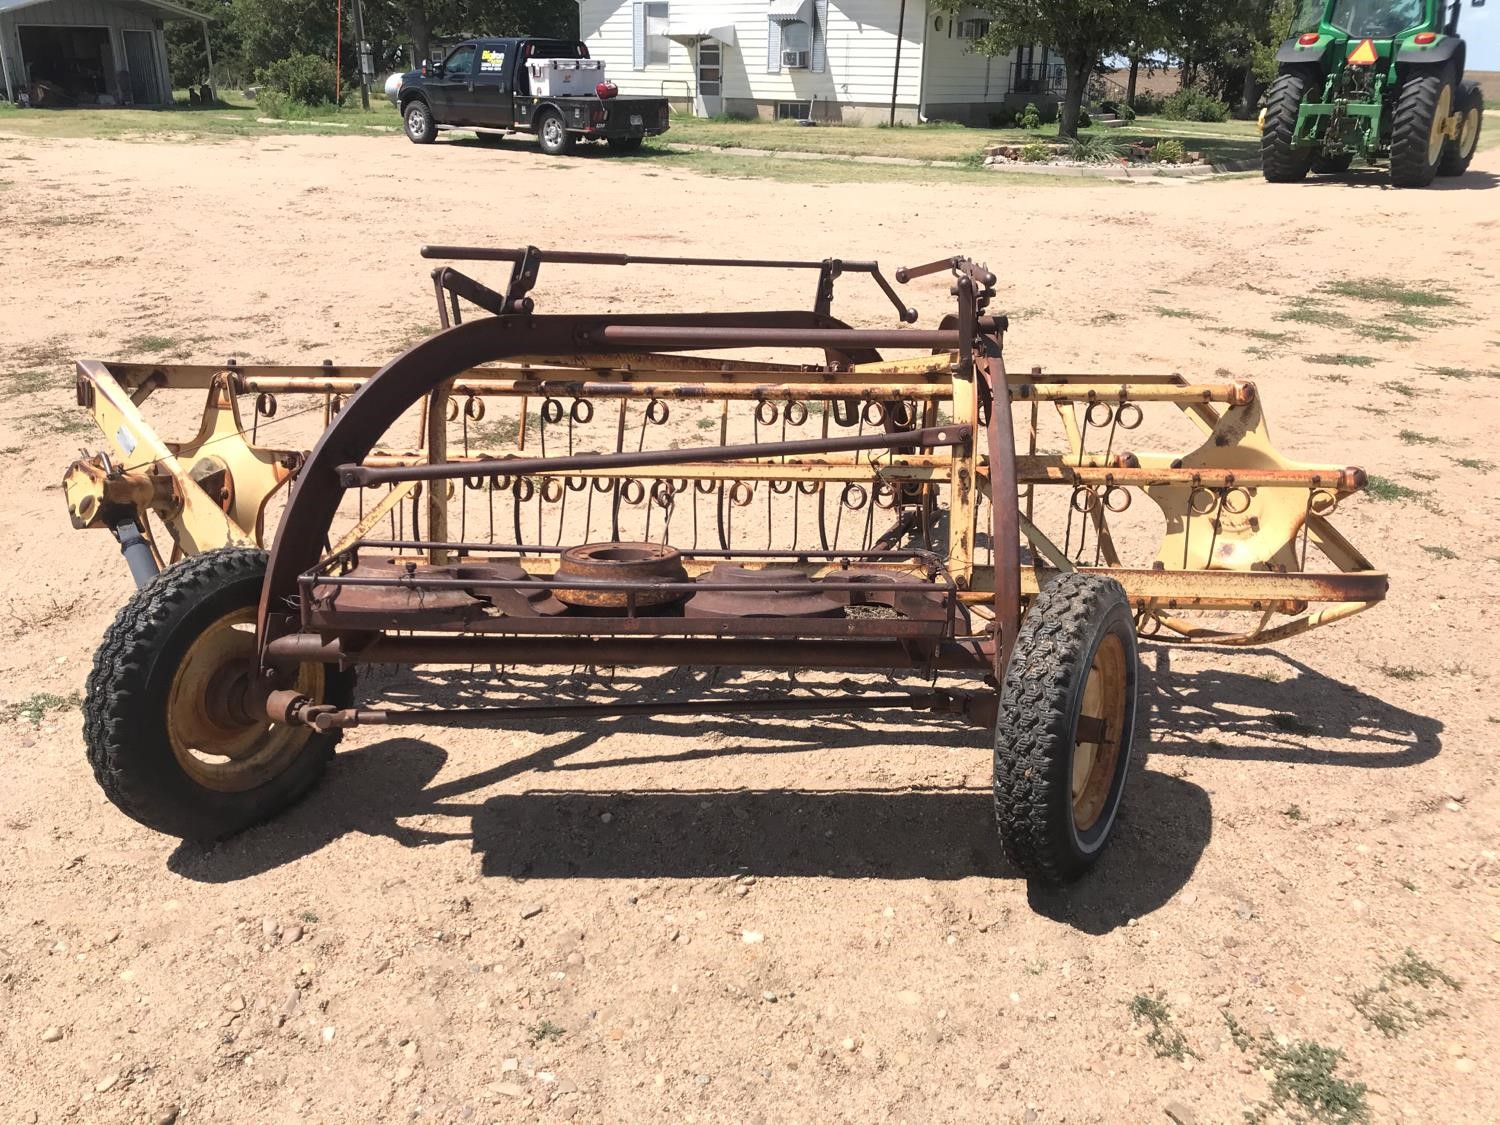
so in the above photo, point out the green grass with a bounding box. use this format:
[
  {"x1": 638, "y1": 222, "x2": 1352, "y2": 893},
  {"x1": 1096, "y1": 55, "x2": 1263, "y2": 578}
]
[
  {"x1": 1277, "y1": 300, "x2": 1352, "y2": 329},
  {"x1": 3, "y1": 691, "x2": 79, "y2": 726},
  {"x1": 1270, "y1": 713, "x2": 1319, "y2": 736},
  {"x1": 0, "y1": 92, "x2": 399, "y2": 142},
  {"x1": 1420, "y1": 544, "x2": 1457, "y2": 560},
  {"x1": 1397, "y1": 430, "x2": 1436, "y2": 445},
  {"x1": 123, "y1": 333, "x2": 179, "y2": 354},
  {"x1": 1, "y1": 370, "x2": 51, "y2": 396},
  {"x1": 1363, "y1": 475, "x2": 1421, "y2": 502},
  {"x1": 1450, "y1": 457, "x2": 1494, "y2": 472},
  {"x1": 1351, "y1": 320, "x2": 1417, "y2": 343},
  {"x1": 1128, "y1": 992, "x2": 1196, "y2": 1061},
  {"x1": 1379, "y1": 663, "x2": 1428, "y2": 681},
  {"x1": 1225, "y1": 1013, "x2": 1368, "y2": 1125},
  {"x1": 1323, "y1": 278, "x2": 1459, "y2": 309},
  {"x1": 1306, "y1": 353, "x2": 1375, "y2": 367},
  {"x1": 1351, "y1": 949, "x2": 1461, "y2": 1039},
  {"x1": 1282, "y1": 804, "x2": 1305, "y2": 821},
  {"x1": 1421, "y1": 365, "x2": 1500, "y2": 381},
  {"x1": 1379, "y1": 380, "x2": 1419, "y2": 398},
  {"x1": 1151, "y1": 306, "x2": 1197, "y2": 319},
  {"x1": 528, "y1": 1019, "x2": 565, "y2": 1045}
]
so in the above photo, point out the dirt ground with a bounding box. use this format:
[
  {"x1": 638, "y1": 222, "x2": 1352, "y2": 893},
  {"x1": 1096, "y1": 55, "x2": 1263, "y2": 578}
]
[{"x1": 2, "y1": 132, "x2": 1498, "y2": 1125}]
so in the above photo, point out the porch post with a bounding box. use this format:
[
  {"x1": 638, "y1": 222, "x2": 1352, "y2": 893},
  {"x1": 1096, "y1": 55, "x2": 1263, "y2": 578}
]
[{"x1": 1, "y1": 24, "x2": 14, "y2": 104}]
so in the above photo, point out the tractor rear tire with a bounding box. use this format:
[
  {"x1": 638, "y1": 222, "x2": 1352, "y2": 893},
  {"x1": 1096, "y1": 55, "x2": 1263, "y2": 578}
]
[
  {"x1": 1390, "y1": 72, "x2": 1453, "y2": 188},
  {"x1": 1437, "y1": 81, "x2": 1483, "y2": 178},
  {"x1": 83, "y1": 548, "x2": 354, "y2": 842},
  {"x1": 1262, "y1": 69, "x2": 1317, "y2": 183},
  {"x1": 993, "y1": 573, "x2": 1139, "y2": 885},
  {"x1": 1312, "y1": 151, "x2": 1353, "y2": 174}
]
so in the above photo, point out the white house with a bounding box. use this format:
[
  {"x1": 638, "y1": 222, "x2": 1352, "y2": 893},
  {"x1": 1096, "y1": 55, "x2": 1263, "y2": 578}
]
[
  {"x1": 0, "y1": 0, "x2": 211, "y2": 106},
  {"x1": 578, "y1": 0, "x2": 1062, "y2": 125}
]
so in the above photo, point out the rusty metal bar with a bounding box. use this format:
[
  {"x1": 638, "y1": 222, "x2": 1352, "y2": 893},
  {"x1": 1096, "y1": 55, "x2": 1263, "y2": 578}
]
[
  {"x1": 421, "y1": 246, "x2": 850, "y2": 269},
  {"x1": 1010, "y1": 382, "x2": 1255, "y2": 405},
  {"x1": 1009, "y1": 462, "x2": 1366, "y2": 492},
  {"x1": 338, "y1": 424, "x2": 972, "y2": 488},
  {"x1": 265, "y1": 633, "x2": 995, "y2": 672}
]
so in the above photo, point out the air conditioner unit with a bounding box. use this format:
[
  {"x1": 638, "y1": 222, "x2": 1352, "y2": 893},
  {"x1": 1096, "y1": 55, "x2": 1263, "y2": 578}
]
[{"x1": 781, "y1": 49, "x2": 809, "y2": 69}]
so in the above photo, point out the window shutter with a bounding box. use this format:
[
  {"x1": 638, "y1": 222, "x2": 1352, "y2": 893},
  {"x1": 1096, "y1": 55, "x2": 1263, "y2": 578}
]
[
  {"x1": 811, "y1": 0, "x2": 828, "y2": 73},
  {"x1": 767, "y1": 18, "x2": 782, "y2": 72},
  {"x1": 633, "y1": 3, "x2": 645, "y2": 70}
]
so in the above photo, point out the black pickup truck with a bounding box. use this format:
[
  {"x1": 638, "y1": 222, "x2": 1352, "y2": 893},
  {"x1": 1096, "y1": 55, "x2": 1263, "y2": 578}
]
[{"x1": 392, "y1": 37, "x2": 670, "y2": 155}]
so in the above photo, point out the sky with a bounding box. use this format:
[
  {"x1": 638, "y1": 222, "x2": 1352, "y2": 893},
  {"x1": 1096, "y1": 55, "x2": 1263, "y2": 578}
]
[{"x1": 1466, "y1": 3, "x2": 1498, "y2": 70}]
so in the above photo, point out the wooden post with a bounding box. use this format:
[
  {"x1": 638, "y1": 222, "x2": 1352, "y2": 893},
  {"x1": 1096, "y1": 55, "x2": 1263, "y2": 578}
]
[{"x1": 201, "y1": 20, "x2": 214, "y2": 93}]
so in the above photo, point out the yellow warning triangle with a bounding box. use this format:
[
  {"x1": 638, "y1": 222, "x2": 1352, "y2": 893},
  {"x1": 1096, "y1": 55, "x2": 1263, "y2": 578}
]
[{"x1": 1347, "y1": 39, "x2": 1378, "y2": 66}]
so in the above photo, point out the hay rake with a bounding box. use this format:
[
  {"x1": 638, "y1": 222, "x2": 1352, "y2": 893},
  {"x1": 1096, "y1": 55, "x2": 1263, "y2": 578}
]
[{"x1": 64, "y1": 247, "x2": 1385, "y2": 884}]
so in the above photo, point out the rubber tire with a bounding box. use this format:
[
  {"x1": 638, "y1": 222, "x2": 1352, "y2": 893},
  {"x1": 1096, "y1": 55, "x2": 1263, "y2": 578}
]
[
  {"x1": 1262, "y1": 68, "x2": 1317, "y2": 183},
  {"x1": 536, "y1": 111, "x2": 574, "y2": 156},
  {"x1": 1311, "y1": 151, "x2": 1353, "y2": 174},
  {"x1": 83, "y1": 548, "x2": 354, "y2": 842},
  {"x1": 404, "y1": 98, "x2": 437, "y2": 145},
  {"x1": 1437, "y1": 81, "x2": 1483, "y2": 177},
  {"x1": 607, "y1": 136, "x2": 644, "y2": 154},
  {"x1": 1390, "y1": 72, "x2": 1452, "y2": 188},
  {"x1": 993, "y1": 573, "x2": 1139, "y2": 886}
]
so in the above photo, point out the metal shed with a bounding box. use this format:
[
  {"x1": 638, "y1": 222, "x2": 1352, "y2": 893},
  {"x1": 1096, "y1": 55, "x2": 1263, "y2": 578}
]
[{"x1": 0, "y1": 0, "x2": 211, "y2": 106}]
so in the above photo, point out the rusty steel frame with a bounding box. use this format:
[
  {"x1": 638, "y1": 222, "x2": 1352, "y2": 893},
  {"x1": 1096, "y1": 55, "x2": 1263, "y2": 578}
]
[{"x1": 62, "y1": 245, "x2": 1388, "y2": 733}]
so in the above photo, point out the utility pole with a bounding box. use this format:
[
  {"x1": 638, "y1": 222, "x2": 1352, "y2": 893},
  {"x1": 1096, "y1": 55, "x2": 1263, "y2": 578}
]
[{"x1": 352, "y1": 0, "x2": 371, "y2": 110}]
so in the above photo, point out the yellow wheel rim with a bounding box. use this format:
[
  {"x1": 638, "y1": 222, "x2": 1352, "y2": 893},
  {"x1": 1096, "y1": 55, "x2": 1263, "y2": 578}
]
[
  {"x1": 1458, "y1": 108, "x2": 1480, "y2": 159},
  {"x1": 1428, "y1": 86, "x2": 1453, "y2": 165},
  {"x1": 167, "y1": 607, "x2": 323, "y2": 793},
  {"x1": 1071, "y1": 632, "x2": 1129, "y2": 833}
]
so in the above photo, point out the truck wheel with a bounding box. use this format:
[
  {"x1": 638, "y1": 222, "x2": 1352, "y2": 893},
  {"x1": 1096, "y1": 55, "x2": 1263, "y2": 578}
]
[
  {"x1": 404, "y1": 99, "x2": 437, "y2": 144},
  {"x1": 83, "y1": 548, "x2": 354, "y2": 842},
  {"x1": 1437, "y1": 82, "x2": 1483, "y2": 177},
  {"x1": 1390, "y1": 72, "x2": 1453, "y2": 188},
  {"x1": 537, "y1": 111, "x2": 574, "y2": 156},
  {"x1": 993, "y1": 573, "x2": 1138, "y2": 885},
  {"x1": 607, "y1": 137, "x2": 644, "y2": 154},
  {"x1": 1261, "y1": 68, "x2": 1317, "y2": 183},
  {"x1": 1311, "y1": 151, "x2": 1353, "y2": 174}
]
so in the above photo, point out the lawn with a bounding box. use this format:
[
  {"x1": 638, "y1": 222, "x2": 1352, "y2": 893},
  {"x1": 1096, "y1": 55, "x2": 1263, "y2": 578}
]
[
  {"x1": 0, "y1": 90, "x2": 401, "y2": 141},
  {"x1": 660, "y1": 113, "x2": 1266, "y2": 165}
]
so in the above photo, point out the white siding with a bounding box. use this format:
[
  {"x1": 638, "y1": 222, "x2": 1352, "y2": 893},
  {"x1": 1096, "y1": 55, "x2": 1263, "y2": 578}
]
[
  {"x1": 921, "y1": 14, "x2": 1011, "y2": 105},
  {"x1": 1, "y1": 0, "x2": 172, "y2": 105},
  {"x1": 580, "y1": 0, "x2": 926, "y2": 115}
]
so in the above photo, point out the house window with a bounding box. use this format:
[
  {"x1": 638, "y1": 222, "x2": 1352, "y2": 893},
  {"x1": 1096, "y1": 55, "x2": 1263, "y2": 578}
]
[
  {"x1": 958, "y1": 18, "x2": 991, "y2": 40},
  {"x1": 776, "y1": 100, "x2": 812, "y2": 120},
  {"x1": 634, "y1": 2, "x2": 670, "y2": 69},
  {"x1": 767, "y1": 0, "x2": 825, "y2": 73}
]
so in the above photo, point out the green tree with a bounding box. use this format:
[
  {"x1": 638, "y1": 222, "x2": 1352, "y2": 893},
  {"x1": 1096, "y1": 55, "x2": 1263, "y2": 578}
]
[{"x1": 953, "y1": 1, "x2": 1167, "y2": 137}]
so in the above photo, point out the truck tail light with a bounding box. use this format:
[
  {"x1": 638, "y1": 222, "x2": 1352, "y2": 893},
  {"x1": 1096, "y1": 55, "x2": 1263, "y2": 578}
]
[
  {"x1": 591, "y1": 107, "x2": 607, "y2": 125},
  {"x1": 596, "y1": 81, "x2": 618, "y2": 99},
  {"x1": 1297, "y1": 32, "x2": 1320, "y2": 45}
]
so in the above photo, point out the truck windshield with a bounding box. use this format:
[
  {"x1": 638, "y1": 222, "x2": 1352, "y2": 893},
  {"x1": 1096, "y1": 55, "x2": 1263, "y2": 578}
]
[{"x1": 1326, "y1": 0, "x2": 1427, "y2": 37}]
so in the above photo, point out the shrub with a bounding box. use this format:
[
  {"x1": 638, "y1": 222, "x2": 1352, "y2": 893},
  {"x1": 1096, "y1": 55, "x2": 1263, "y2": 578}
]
[
  {"x1": 1118, "y1": 103, "x2": 1137, "y2": 123},
  {"x1": 1150, "y1": 138, "x2": 1187, "y2": 163},
  {"x1": 1019, "y1": 102, "x2": 1042, "y2": 130},
  {"x1": 1132, "y1": 90, "x2": 1167, "y2": 116},
  {"x1": 989, "y1": 107, "x2": 1015, "y2": 128},
  {"x1": 1018, "y1": 140, "x2": 1052, "y2": 163},
  {"x1": 1160, "y1": 87, "x2": 1229, "y2": 122},
  {"x1": 1077, "y1": 107, "x2": 1092, "y2": 128},
  {"x1": 1099, "y1": 99, "x2": 1119, "y2": 115},
  {"x1": 1069, "y1": 133, "x2": 1122, "y2": 163},
  {"x1": 257, "y1": 53, "x2": 339, "y2": 107}
]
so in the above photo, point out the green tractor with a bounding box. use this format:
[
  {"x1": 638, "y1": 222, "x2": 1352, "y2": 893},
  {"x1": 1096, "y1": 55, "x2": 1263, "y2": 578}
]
[{"x1": 1261, "y1": 1, "x2": 1486, "y2": 186}]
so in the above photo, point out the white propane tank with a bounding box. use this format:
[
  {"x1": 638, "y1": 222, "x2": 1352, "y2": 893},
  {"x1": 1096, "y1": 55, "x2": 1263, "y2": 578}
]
[{"x1": 526, "y1": 58, "x2": 607, "y2": 97}]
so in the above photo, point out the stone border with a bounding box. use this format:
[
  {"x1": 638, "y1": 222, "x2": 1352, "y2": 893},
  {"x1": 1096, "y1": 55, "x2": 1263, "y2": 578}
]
[{"x1": 982, "y1": 157, "x2": 1261, "y2": 178}]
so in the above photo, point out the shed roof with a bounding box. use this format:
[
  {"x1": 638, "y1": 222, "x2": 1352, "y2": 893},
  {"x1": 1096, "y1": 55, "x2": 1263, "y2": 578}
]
[{"x1": 0, "y1": 0, "x2": 214, "y2": 19}]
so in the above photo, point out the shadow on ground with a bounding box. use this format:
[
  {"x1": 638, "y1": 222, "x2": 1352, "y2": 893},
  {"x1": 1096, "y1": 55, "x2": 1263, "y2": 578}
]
[
  {"x1": 168, "y1": 651, "x2": 1440, "y2": 932},
  {"x1": 1292, "y1": 168, "x2": 1498, "y2": 191}
]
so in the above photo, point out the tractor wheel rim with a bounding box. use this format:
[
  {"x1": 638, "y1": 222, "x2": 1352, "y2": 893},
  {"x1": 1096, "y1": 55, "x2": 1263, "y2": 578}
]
[
  {"x1": 166, "y1": 606, "x2": 323, "y2": 793},
  {"x1": 1428, "y1": 87, "x2": 1452, "y2": 165},
  {"x1": 1071, "y1": 631, "x2": 1128, "y2": 833},
  {"x1": 1459, "y1": 108, "x2": 1480, "y2": 157}
]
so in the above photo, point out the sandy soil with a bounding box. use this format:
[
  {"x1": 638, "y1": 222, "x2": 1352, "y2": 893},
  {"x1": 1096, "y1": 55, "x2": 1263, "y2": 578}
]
[{"x1": 1, "y1": 132, "x2": 1498, "y2": 1125}]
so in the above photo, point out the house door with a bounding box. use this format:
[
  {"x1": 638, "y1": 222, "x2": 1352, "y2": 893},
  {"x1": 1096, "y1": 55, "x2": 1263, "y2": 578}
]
[
  {"x1": 122, "y1": 30, "x2": 158, "y2": 104},
  {"x1": 694, "y1": 40, "x2": 722, "y2": 118}
]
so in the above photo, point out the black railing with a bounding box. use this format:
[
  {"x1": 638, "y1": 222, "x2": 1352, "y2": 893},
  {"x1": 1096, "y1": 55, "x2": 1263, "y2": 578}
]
[{"x1": 1010, "y1": 63, "x2": 1066, "y2": 96}]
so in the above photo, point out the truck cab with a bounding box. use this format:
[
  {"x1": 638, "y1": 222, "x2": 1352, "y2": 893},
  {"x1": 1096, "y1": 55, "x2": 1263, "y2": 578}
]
[{"x1": 395, "y1": 37, "x2": 671, "y2": 155}]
